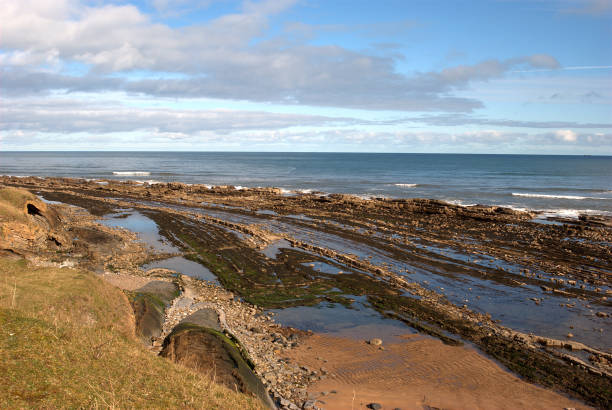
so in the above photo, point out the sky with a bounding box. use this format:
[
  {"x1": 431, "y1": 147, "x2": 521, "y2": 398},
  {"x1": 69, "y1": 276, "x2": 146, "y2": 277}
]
[{"x1": 0, "y1": 0, "x2": 611, "y2": 153}]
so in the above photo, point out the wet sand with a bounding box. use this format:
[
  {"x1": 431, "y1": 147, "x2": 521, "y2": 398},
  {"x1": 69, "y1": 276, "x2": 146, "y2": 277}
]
[{"x1": 288, "y1": 333, "x2": 588, "y2": 410}]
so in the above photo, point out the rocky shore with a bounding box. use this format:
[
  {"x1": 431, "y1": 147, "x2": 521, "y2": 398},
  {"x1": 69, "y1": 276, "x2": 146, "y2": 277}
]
[
  {"x1": 1, "y1": 176, "x2": 611, "y2": 408},
  {"x1": 0, "y1": 186, "x2": 313, "y2": 408},
  {"x1": 121, "y1": 271, "x2": 317, "y2": 407}
]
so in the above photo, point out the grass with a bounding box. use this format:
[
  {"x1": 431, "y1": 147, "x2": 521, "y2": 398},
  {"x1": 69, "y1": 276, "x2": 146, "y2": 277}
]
[
  {"x1": 0, "y1": 257, "x2": 264, "y2": 409},
  {"x1": 0, "y1": 186, "x2": 37, "y2": 209},
  {"x1": 0, "y1": 187, "x2": 37, "y2": 224}
]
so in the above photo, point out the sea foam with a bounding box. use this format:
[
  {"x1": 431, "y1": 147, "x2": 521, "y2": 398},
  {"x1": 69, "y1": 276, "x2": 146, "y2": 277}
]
[
  {"x1": 537, "y1": 208, "x2": 612, "y2": 218},
  {"x1": 512, "y1": 193, "x2": 608, "y2": 200},
  {"x1": 394, "y1": 183, "x2": 418, "y2": 188},
  {"x1": 134, "y1": 180, "x2": 163, "y2": 185},
  {"x1": 112, "y1": 171, "x2": 151, "y2": 176}
]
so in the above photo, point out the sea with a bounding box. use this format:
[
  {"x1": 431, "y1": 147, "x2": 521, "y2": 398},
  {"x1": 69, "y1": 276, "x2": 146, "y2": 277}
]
[{"x1": 1, "y1": 151, "x2": 611, "y2": 218}]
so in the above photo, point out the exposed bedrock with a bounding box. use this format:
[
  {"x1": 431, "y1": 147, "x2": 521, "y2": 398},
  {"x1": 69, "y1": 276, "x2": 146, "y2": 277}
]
[
  {"x1": 0, "y1": 187, "x2": 70, "y2": 254},
  {"x1": 127, "y1": 281, "x2": 179, "y2": 344},
  {"x1": 161, "y1": 309, "x2": 275, "y2": 409},
  {"x1": 2, "y1": 177, "x2": 611, "y2": 408}
]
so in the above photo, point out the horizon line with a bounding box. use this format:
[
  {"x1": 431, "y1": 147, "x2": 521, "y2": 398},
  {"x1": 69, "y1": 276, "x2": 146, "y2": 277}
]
[{"x1": 0, "y1": 150, "x2": 610, "y2": 157}]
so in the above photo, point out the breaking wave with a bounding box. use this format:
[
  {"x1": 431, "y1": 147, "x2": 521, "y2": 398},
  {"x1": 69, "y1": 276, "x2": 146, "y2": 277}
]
[
  {"x1": 512, "y1": 193, "x2": 608, "y2": 200},
  {"x1": 112, "y1": 171, "x2": 151, "y2": 176},
  {"x1": 537, "y1": 208, "x2": 612, "y2": 218},
  {"x1": 134, "y1": 180, "x2": 163, "y2": 185}
]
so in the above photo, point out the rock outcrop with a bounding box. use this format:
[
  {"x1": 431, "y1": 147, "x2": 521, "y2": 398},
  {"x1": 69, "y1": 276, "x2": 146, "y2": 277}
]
[
  {"x1": 0, "y1": 187, "x2": 70, "y2": 254},
  {"x1": 127, "y1": 281, "x2": 180, "y2": 344},
  {"x1": 161, "y1": 309, "x2": 275, "y2": 409}
]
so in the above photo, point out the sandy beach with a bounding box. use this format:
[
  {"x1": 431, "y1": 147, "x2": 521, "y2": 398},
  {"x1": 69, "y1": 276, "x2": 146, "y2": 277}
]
[{"x1": 288, "y1": 333, "x2": 587, "y2": 409}]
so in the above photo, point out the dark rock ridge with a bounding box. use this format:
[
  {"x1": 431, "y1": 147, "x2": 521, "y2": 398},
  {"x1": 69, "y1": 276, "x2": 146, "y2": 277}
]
[
  {"x1": 127, "y1": 281, "x2": 179, "y2": 344},
  {"x1": 161, "y1": 311, "x2": 276, "y2": 409}
]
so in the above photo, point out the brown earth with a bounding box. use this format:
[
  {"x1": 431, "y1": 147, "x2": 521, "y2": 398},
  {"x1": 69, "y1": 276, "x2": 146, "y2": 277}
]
[{"x1": 287, "y1": 333, "x2": 589, "y2": 410}]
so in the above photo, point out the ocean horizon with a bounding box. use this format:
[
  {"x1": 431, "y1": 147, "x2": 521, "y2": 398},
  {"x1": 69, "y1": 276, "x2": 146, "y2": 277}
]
[{"x1": 2, "y1": 151, "x2": 611, "y2": 217}]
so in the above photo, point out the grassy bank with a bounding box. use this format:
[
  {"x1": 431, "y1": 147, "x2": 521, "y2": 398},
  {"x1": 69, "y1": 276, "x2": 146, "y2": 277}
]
[{"x1": 0, "y1": 257, "x2": 263, "y2": 409}]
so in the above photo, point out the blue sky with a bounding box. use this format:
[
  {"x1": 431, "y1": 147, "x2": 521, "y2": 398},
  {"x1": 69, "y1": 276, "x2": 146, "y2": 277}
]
[{"x1": 0, "y1": 0, "x2": 610, "y2": 153}]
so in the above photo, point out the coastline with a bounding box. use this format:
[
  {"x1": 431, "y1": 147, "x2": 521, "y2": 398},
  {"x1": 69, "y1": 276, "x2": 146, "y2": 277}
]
[
  {"x1": 5, "y1": 173, "x2": 612, "y2": 222},
  {"x1": 1, "y1": 175, "x2": 611, "y2": 408},
  {"x1": 2, "y1": 152, "x2": 611, "y2": 220}
]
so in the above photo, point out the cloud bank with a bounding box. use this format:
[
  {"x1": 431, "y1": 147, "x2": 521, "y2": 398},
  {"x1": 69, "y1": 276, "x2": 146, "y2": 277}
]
[
  {"x1": 0, "y1": 0, "x2": 561, "y2": 112},
  {"x1": 0, "y1": 0, "x2": 609, "y2": 153}
]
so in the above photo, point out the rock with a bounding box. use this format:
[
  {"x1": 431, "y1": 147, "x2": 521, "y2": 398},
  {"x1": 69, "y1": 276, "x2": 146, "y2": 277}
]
[
  {"x1": 160, "y1": 323, "x2": 275, "y2": 409},
  {"x1": 367, "y1": 403, "x2": 383, "y2": 410},
  {"x1": 303, "y1": 399, "x2": 317, "y2": 409},
  {"x1": 368, "y1": 338, "x2": 383, "y2": 346},
  {"x1": 128, "y1": 290, "x2": 168, "y2": 344},
  {"x1": 595, "y1": 312, "x2": 609, "y2": 318},
  {"x1": 566, "y1": 333, "x2": 574, "y2": 338},
  {"x1": 133, "y1": 281, "x2": 179, "y2": 305},
  {"x1": 179, "y1": 308, "x2": 222, "y2": 331}
]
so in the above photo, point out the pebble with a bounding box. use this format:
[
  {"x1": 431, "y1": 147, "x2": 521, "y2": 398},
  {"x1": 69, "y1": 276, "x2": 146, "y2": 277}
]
[
  {"x1": 367, "y1": 403, "x2": 383, "y2": 410},
  {"x1": 368, "y1": 338, "x2": 383, "y2": 346},
  {"x1": 303, "y1": 399, "x2": 317, "y2": 409}
]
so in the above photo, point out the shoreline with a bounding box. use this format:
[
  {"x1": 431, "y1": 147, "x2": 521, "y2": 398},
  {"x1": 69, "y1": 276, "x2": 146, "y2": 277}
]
[
  {"x1": 3, "y1": 174, "x2": 612, "y2": 221},
  {"x1": 1, "y1": 176, "x2": 611, "y2": 408}
]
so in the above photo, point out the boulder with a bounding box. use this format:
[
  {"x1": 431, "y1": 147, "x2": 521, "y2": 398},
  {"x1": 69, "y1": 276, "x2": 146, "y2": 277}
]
[
  {"x1": 161, "y1": 321, "x2": 275, "y2": 409},
  {"x1": 127, "y1": 281, "x2": 179, "y2": 344}
]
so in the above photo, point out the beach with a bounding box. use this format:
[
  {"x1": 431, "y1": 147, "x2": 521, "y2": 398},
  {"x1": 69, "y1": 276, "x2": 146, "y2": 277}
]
[
  {"x1": 3, "y1": 0, "x2": 611, "y2": 406},
  {"x1": 1, "y1": 174, "x2": 610, "y2": 408}
]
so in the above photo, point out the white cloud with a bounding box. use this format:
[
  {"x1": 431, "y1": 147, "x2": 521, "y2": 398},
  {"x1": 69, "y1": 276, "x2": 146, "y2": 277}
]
[
  {"x1": 0, "y1": 96, "x2": 357, "y2": 134},
  {"x1": 0, "y1": 0, "x2": 561, "y2": 112},
  {"x1": 554, "y1": 129, "x2": 578, "y2": 142},
  {"x1": 393, "y1": 114, "x2": 612, "y2": 129},
  {"x1": 3, "y1": 120, "x2": 610, "y2": 153}
]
